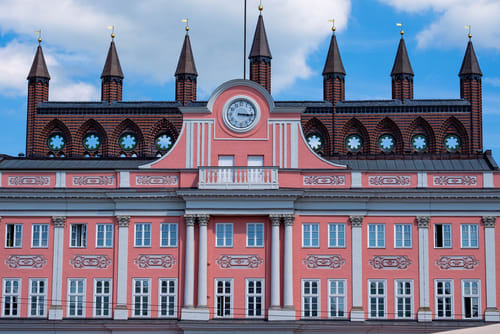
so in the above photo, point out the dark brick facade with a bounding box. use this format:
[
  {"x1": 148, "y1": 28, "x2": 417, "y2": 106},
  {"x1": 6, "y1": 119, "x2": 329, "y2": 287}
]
[
  {"x1": 26, "y1": 79, "x2": 49, "y2": 156},
  {"x1": 101, "y1": 78, "x2": 123, "y2": 102},
  {"x1": 176, "y1": 75, "x2": 197, "y2": 106},
  {"x1": 250, "y1": 59, "x2": 271, "y2": 93},
  {"x1": 461, "y1": 76, "x2": 482, "y2": 153},
  {"x1": 392, "y1": 76, "x2": 414, "y2": 101}
]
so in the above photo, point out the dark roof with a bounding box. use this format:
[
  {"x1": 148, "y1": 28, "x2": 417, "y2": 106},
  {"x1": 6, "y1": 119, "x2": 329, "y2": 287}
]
[
  {"x1": 459, "y1": 40, "x2": 482, "y2": 77},
  {"x1": 334, "y1": 158, "x2": 495, "y2": 171},
  {"x1": 322, "y1": 34, "x2": 345, "y2": 75},
  {"x1": 27, "y1": 45, "x2": 50, "y2": 80},
  {"x1": 391, "y1": 37, "x2": 414, "y2": 76},
  {"x1": 337, "y1": 99, "x2": 470, "y2": 107},
  {"x1": 36, "y1": 101, "x2": 182, "y2": 115},
  {"x1": 175, "y1": 34, "x2": 198, "y2": 76},
  {"x1": 101, "y1": 40, "x2": 124, "y2": 79},
  {"x1": 249, "y1": 15, "x2": 272, "y2": 59},
  {"x1": 0, "y1": 158, "x2": 155, "y2": 170}
]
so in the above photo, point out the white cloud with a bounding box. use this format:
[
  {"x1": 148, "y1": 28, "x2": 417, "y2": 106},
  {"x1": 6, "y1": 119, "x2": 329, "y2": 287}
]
[{"x1": 0, "y1": 0, "x2": 351, "y2": 99}]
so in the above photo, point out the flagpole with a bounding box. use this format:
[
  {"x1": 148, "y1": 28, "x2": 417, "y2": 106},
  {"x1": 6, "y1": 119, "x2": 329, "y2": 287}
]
[{"x1": 244, "y1": 0, "x2": 247, "y2": 80}]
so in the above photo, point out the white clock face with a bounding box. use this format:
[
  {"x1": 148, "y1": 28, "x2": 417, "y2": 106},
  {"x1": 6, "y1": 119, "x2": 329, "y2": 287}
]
[{"x1": 225, "y1": 99, "x2": 257, "y2": 131}]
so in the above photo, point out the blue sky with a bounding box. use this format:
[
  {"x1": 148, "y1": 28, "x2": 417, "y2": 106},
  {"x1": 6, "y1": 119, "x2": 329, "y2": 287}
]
[{"x1": 0, "y1": 0, "x2": 499, "y2": 158}]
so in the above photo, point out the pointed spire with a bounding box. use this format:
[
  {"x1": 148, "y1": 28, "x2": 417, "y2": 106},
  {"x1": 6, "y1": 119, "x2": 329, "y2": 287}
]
[
  {"x1": 459, "y1": 40, "x2": 482, "y2": 77},
  {"x1": 175, "y1": 34, "x2": 198, "y2": 76},
  {"x1": 391, "y1": 37, "x2": 414, "y2": 76},
  {"x1": 27, "y1": 45, "x2": 50, "y2": 80},
  {"x1": 101, "y1": 40, "x2": 124, "y2": 79},
  {"x1": 323, "y1": 34, "x2": 345, "y2": 76},
  {"x1": 249, "y1": 14, "x2": 272, "y2": 59}
]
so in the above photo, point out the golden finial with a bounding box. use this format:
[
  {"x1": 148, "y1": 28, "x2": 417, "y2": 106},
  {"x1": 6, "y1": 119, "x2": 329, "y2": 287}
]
[
  {"x1": 396, "y1": 22, "x2": 404, "y2": 36},
  {"x1": 329, "y1": 19, "x2": 336, "y2": 32},
  {"x1": 465, "y1": 25, "x2": 472, "y2": 39},
  {"x1": 182, "y1": 19, "x2": 189, "y2": 32},
  {"x1": 35, "y1": 30, "x2": 42, "y2": 44},
  {"x1": 107, "y1": 25, "x2": 115, "y2": 39},
  {"x1": 259, "y1": 0, "x2": 263, "y2": 11}
]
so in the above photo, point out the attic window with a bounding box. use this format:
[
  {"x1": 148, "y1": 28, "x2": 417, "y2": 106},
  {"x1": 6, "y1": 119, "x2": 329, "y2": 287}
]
[
  {"x1": 411, "y1": 134, "x2": 427, "y2": 152},
  {"x1": 47, "y1": 133, "x2": 65, "y2": 152},
  {"x1": 306, "y1": 133, "x2": 323, "y2": 152},
  {"x1": 444, "y1": 134, "x2": 461, "y2": 152},
  {"x1": 155, "y1": 133, "x2": 173, "y2": 152},
  {"x1": 345, "y1": 134, "x2": 363, "y2": 153},
  {"x1": 83, "y1": 133, "x2": 101, "y2": 151},
  {"x1": 378, "y1": 134, "x2": 395, "y2": 153},
  {"x1": 119, "y1": 133, "x2": 138, "y2": 151}
]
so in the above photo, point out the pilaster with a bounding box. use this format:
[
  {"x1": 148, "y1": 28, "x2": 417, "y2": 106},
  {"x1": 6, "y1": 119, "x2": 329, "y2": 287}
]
[
  {"x1": 181, "y1": 214, "x2": 197, "y2": 319},
  {"x1": 114, "y1": 215, "x2": 129, "y2": 320},
  {"x1": 283, "y1": 214, "x2": 295, "y2": 315},
  {"x1": 416, "y1": 216, "x2": 432, "y2": 322},
  {"x1": 483, "y1": 216, "x2": 499, "y2": 321},
  {"x1": 48, "y1": 216, "x2": 65, "y2": 320},
  {"x1": 349, "y1": 215, "x2": 364, "y2": 321},
  {"x1": 195, "y1": 214, "x2": 210, "y2": 320}
]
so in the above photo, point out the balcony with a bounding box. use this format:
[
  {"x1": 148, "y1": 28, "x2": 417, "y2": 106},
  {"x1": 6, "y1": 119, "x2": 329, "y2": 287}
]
[{"x1": 199, "y1": 167, "x2": 279, "y2": 190}]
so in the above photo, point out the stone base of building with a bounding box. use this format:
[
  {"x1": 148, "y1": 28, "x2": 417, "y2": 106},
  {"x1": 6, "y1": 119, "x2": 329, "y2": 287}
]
[
  {"x1": 181, "y1": 307, "x2": 210, "y2": 320},
  {"x1": 417, "y1": 307, "x2": 432, "y2": 322},
  {"x1": 268, "y1": 307, "x2": 296, "y2": 321},
  {"x1": 350, "y1": 307, "x2": 365, "y2": 322},
  {"x1": 485, "y1": 307, "x2": 500, "y2": 322},
  {"x1": 48, "y1": 305, "x2": 63, "y2": 320},
  {"x1": 113, "y1": 304, "x2": 128, "y2": 320}
]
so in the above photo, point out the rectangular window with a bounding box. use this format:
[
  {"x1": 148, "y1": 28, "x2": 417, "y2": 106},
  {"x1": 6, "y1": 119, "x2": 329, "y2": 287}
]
[
  {"x1": 247, "y1": 156, "x2": 264, "y2": 183},
  {"x1": 461, "y1": 224, "x2": 478, "y2": 248},
  {"x1": 218, "y1": 155, "x2": 234, "y2": 183},
  {"x1": 328, "y1": 223, "x2": 346, "y2": 248},
  {"x1": 216, "y1": 223, "x2": 233, "y2": 247},
  {"x1": 2, "y1": 278, "x2": 20, "y2": 317},
  {"x1": 70, "y1": 224, "x2": 87, "y2": 248},
  {"x1": 328, "y1": 279, "x2": 346, "y2": 318},
  {"x1": 247, "y1": 223, "x2": 264, "y2": 247},
  {"x1": 96, "y1": 224, "x2": 113, "y2": 248},
  {"x1": 435, "y1": 280, "x2": 453, "y2": 319},
  {"x1": 302, "y1": 279, "x2": 320, "y2": 318},
  {"x1": 132, "y1": 278, "x2": 150, "y2": 317},
  {"x1": 394, "y1": 224, "x2": 412, "y2": 248},
  {"x1": 215, "y1": 279, "x2": 232, "y2": 318},
  {"x1": 159, "y1": 278, "x2": 177, "y2": 318},
  {"x1": 32, "y1": 224, "x2": 48, "y2": 248},
  {"x1": 435, "y1": 224, "x2": 452, "y2": 248},
  {"x1": 5, "y1": 224, "x2": 22, "y2": 248},
  {"x1": 160, "y1": 223, "x2": 178, "y2": 247},
  {"x1": 29, "y1": 278, "x2": 47, "y2": 317},
  {"x1": 67, "y1": 279, "x2": 85, "y2": 317},
  {"x1": 303, "y1": 223, "x2": 320, "y2": 248},
  {"x1": 462, "y1": 280, "x2": 480, "y2": 319},
  {"x1": 368, "y1": 224, "x2": 385, "y2": 248},
  {"x1": 135, "y1": 223, "x2": 152, "y2": 247},
  {"x1": 368, "y1": 280, "x2": 386, "y2": 319},
  {"x1": 94, "y1": 279, "x2": 112, "y2": 317},
  {"x1": 246, "y1": 279, "x2": 264, "y2": 318},
  {"x1": 395, "y1": 280, "x2": 413, "y2": 319}
]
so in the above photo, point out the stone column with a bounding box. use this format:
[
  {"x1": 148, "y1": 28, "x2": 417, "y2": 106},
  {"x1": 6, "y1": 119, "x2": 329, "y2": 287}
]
[
  {"x1": 283, "y1": 214, "x2": 295, "y2": 311},
  {"x1": 483, "y1": 216, "x2": 499, "y2": 321},
  {"x1": 114, "y1": 216, "x2": 130, "y2": 320},
  {"x1": 416, "y1": 216, "x2": 432, "y2": 322},
  {"x1": 48, "y1": 216, "x2": 65, "y2": 320},
  {"x1": 195, "y1": 214, "x2": 210, "y2": 320},
  {"x1": 350, "y1": 215, "x2": 364, "y2": 321},
  {"x1": 181, "y1": 214, "x2": 196, "y2": 319},
  {"x1": 268, "y1": 214, "x2": 282, "y2": 318}
]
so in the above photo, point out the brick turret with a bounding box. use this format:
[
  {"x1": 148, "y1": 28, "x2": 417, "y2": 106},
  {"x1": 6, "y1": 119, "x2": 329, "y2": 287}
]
[
  {"x1": 101, "y1": 38, "x2": 124, "y2": 102},
  {"x1": 26, "y1": 43, "x2": 50, "y2": 156},
  {"x1": 249, "y1": 12, "x2": 272, "y2": 93},
  {"x1": 459, "y1": 37, "x2": 483, "y2": 153},
  {"x1": 175, "y1": 33, "x2": 198, "y2": 105},
  {"x1": 391, "y1": 34, "x2": 414, "y2": 101},
  {"x1": 322, "y1": 30, "x2": 345, "y2": 106}
]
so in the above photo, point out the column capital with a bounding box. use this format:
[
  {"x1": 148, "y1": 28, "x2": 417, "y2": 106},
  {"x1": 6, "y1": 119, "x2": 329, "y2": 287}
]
[
  {"x1": 52, "y1": 216, "x2": 66, "y2": 228},
  {"x1": 349, "y1": 215, "x2": 363, "y2": 227},
  {"x1": 483, "y1": 216, "x2": 497, "y2": 228},
  {"x1": 416, "y1": 216, "x2": 430, "y2": 228},
  {"x1": 184, "y1": 214, "x2": 196, "y2": 226},
  {"x1": 197, "y1": 214, "x2": 210, "y2": 226},
  {"x1": 116, "y1": 215, "x2": 130, "y2": 227},
  {"x1": 282, "y1": 214, "x2": 295, "y2": 226},
  {"x1": 269, "y1": 214, "x2": 281, "y2": 226}
]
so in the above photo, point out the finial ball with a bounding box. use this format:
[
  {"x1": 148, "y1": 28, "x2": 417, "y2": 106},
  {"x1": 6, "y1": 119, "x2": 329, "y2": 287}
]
[
  {"x1": 400, "y1": 30, "x2": 404, "y2": 36},
  {"x1": 185, "y1": 26, "x2": 190, "y2": 32},
  {"x1": 468, "y1": 33, "x2": 472, "y2": 39},
  {"x1": 332, "y1": 26, "x2": 336, "y2": 32},
  {"x1": 259, "y1": 4, "x2": 263, "y2": 11},
  {"x1": 111, "y1": 33, "x2": 115, "y2": 38},
  {"x1": 38, "y1": 37, "x2": 42, "y2": 43}
]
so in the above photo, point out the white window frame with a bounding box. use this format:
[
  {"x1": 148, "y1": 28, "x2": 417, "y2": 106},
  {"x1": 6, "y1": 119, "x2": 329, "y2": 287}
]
[
  {"x1": 462, "y1": 279, "x2": 480, "y2": 319},
  {"x1": 394, "y1": 279, "x2": 413, "y2": 319},
  {"x1": 158, "y1": 278, "x2": 177, "y2": 318},
  {"x1": 461, "y1": 224, "x2": 479, "y2": 249},
  {"x1": 214, "y1": 278, "x2": 233, "y2": 318},
  {"x1": 246, "y1": 223, "x2": 264, "y2": 248},
  {"x1": 302, "y1": 223, "x2": 320, "y2": 248},
  {"x1": 93, "y1": 278, "x2": 112, "y2": 318},
  {"x1": 28, "y1": 278, "x2": 47, "y2": 317},
  {"x1": 368, "y1": 224, "x2": 385, "y2": 248},
  {"x1": 132, "y1": 278, "x2": 151, "y2": 318},
  {"x1": 70, "y1": 224, "x2": 87, "y2": 248},
  {"x1": 5, "y1": 224, "x2": 22, "y2": 248},
  {"x1": 160, "y1": 223, "x2": 178, "y2": 247},
  {"x1": 394, "y1": 224, "x2": 412, "y2": 248},
  {"x1": 245, "y1": 278, "x2": 264, "y2": 318},
  {"x1": 435, "y1": 279, "x2": 454, "y2": 319},
  {"x1": 67, "y1": 278, "x2": 86, "y2": 318},
  {"x1": 31, "y1": 224, "x2": 49, "y2": 248},
  {"x1": 434, "y1": 224, "x2": 452, "y2": 248},
  {"x1": 134, "y1": 223, "x2": 152, "y2": 247},
  {"x1": 215, "y1": 223, "x2": 233, "y2": 248},
  {"x1": 301, "y1": 279, "x2": 321, "y2": 319},
  {"x1": 368, "y1": 279, "x2": 386, "y2": 319},
  {"x1": 95, "y1": 224, "x2": 113, "y2": 248},
  {"x1": 328, "y1": 223, "x2": 346, "y2": 248},
  {"x1": 2, "y1": 278, "x2": 21, "y2": 317},
  {"x1": 328, "y1": 279, "x2": 346, "y2": 318}
]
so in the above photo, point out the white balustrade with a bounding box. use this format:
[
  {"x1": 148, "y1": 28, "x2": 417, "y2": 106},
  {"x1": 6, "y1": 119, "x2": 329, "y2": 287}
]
[{"x1": 199, "y1": 167, "x2": 278, "y2": 189}]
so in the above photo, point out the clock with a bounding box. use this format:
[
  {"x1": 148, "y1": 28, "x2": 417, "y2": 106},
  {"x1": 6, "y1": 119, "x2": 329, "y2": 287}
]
[{"x1": 223, "y1": 97, "x2": 260, "y2": 132}]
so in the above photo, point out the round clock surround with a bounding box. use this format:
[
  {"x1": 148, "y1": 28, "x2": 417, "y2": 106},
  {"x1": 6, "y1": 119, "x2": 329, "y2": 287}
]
[{"x1": 222, "y1": 95, "x2": 261, "y2": 133}]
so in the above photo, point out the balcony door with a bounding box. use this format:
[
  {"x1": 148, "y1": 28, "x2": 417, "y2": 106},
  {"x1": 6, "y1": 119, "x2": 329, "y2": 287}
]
[
  {"x1": 218, "y1": 155, "x2": 234, "y2": 183},
  {"x1": 247, "y1": 156, "x2": 264, "y2": 183}
]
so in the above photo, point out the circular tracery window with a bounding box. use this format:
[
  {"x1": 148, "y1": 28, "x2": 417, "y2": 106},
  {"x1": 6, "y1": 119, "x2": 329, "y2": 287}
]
[
  {"x1": 47, "y1": 133, "x2": 65, "y2": 151},
  {"x1": 306, "y1": 133, "x2": 323, "y2": 152},
  {"x1": 411, "y1": 134, "x2": 428, "y2": 152},
  {"x1": 155, "y1": 133, "x2": 173, "y2": 151},
  {"x1": 444, "y1": 134, "x2": 461, "y2": 152},
  {"x1": 345, "y1": 134, "x2": 363, "y2": 153},
  {"x1": 83, "y1": 133, "x2": 101, "y2": 151},
  {"x1": 378, "y1": 134, "x2": 396, "y2": 152},
  {"x1": 119, "y1": 133, "x2": 138, "y2": 151}
]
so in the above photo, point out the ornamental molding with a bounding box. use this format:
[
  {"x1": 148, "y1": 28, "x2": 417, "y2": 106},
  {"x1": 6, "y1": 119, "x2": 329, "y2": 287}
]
[
  {"x1": 302, "y1": 255, "x2": 345, "y2": 269},
  {"x1": 349, "y1": 215, "x2": 363, "y2": 227},
  {"x1": 197, "y1": 214, "x2": 210, "y2": 226},
  {"x1": 283, "y1": 214, "x2": 295, "y2": 226},
  {"x1": 482, "y1": 216, "x2": 496, "y2": 228},
  {"x1": 184, "y1": 214, "x2": 196, "y2": 226},
  {"x1": 8, "y1": 176, "x2": 50, "y2": 186},
  {"x1": 72, "y1": 175, "x2": 114, "y2": 186},
  {"x1": 135, "y1": 255, "x2": 176, "y2": 269},
  {"x1": 433, "y1": 175, "x2": 478, "y2": 186},
  {"x1": 368, "y1": 255, "x2": 412, "y2": 270},
  {"x1": 5, "y1": 255, "x2": 47, "y2": 269},
  {"x1": 303, "y1": 175, "x2": 346, "y2": 186},
  {"x1": 368, "y1": 175, "x2": 411, "y2": 186},
  {"x1": 116, "y1": 215, "x2": 130, "y2": 227},
  {"x1": 416, "y1": 216, "x2": 430, "y2": 228},
  {"x1": 136, "y1": 175, "x2": 178, "y2": 186},
  {"x1": 216, "y1": 255, "x2": 263, "y2": 269},
  {"x1": 52, "y1": 216, "x2": 66, "y2": 227},
  {"x1": 269, "y1": 214, "x2": 281, "y2": 226},
  {"x1": 70, "y1": 255, "x2": 112, "y2": 269},
  {"x1": 435, "y1": 255, "x2": 479, "y2": 270}
]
